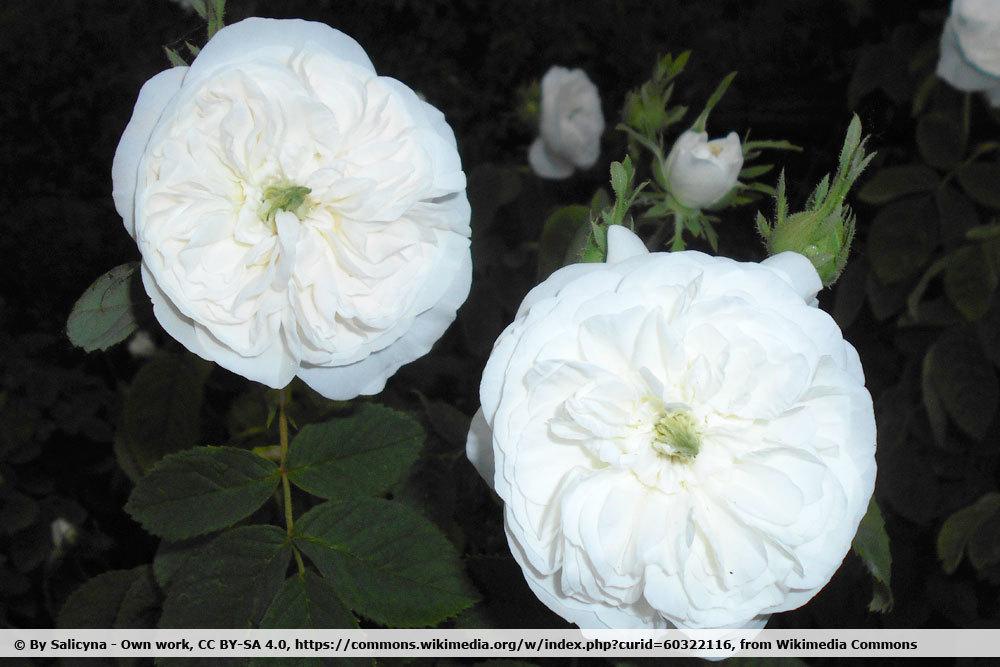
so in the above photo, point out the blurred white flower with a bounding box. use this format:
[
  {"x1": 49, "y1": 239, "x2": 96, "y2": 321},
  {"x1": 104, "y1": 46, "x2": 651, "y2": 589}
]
[
  {"x1": 529, "y1": 67, "x2": 605, "y2": 179},
  {"x1": 170, "y1": 0, "x2": 197, "y2": 12},
  {"x1": 50, "y1": 518, "x2": 78, "y2": 553},
  {"x1": 663, "y1": 130, "x2": 743, "y2": 209},
  {"x1": 467, "y1": 226, "x2": 876, "y2": 630},
  {"x1": 937, "y1": 0, "x2": 1000, "y2": 106},
  {"x1": 127, "y1": 330, "x2": 157, "y2": 358},
  {"x1": 113, "y1": 18, "x2": 471, "y2": 399}
]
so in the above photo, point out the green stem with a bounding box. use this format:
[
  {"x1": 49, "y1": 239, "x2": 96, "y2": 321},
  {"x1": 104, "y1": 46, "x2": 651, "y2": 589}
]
[
  {"x1": 278, "y1": 388, "x2": 306, "y2": 575},
  {"x1": 669, "y1": 211, "x2": 686, "y2": 251}
]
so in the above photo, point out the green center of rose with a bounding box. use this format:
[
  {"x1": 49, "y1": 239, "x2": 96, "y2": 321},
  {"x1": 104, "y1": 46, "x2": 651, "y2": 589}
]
[
  {"x1": 262, "y1": 184, "x2": 312, "y2": 222},
  {"x1": 651, "y1": 409, "x2": 700, "y2": 462}
]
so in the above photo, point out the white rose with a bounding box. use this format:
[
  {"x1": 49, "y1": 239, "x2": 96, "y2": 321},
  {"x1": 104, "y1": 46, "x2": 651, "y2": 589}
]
[
  {"x1": 466, "y1": 226, "x2": 875, "y2": 630},
  {"x1": 937, "y1": 0, "x2": 1000, "y2": 106},
  {"x1": 528, "y1": 67, "x2": 605, "y2": 180},
  {"x1": 663, "y1": 130, "x2": 744, "y2": 210},
  {"x1": 113, "y1": 18, "x2": 471, "y2": 399}
]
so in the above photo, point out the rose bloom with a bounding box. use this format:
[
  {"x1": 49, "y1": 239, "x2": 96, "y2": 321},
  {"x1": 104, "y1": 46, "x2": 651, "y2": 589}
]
[
  {"x1": 467, "y1": 226, "x2": 875, "y2": 629},
  {"x1": 937, "y1": 0, "x2": 1000, "y2": 106},
  {"x1": 113, "y1": 18, "x2": 471, "y2": 399},
  {"x1": 663, "y1": 130, "x2": 744, "y2": 210},
  {"x1": 528, "y1": 67, "x2": 605, "y2": 180}
]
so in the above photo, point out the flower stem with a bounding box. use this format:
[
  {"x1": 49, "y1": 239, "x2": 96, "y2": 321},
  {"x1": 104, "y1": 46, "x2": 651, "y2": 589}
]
[
  {"x1": 669, "y1": 211, "x2": 686, "y2": 251},
  {"x1": 278, "y1": 387, "x2": 305, "y2": 574}
]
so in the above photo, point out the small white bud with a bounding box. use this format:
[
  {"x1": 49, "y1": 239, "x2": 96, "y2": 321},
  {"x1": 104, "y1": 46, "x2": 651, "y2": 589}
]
[{"x1": 663, "y1": 130, "x2": 743, "y2": 210}]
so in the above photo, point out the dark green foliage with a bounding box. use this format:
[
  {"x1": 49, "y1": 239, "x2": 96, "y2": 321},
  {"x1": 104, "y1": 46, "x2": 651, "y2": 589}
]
[
  {"x1": 295, "y1": 498, "x2": 478, "y2": 627},
  {"x1": 57, "y1": 566, "x2": 160, "y2": 629},
  {"x1": 924, "y1": 329, "x2": 999, "y2": 442},
  {"x1": 858, "y1": 164, "x2": 938, "y2": 205},
  {"x1": 852, "y1": 500, "x2": 893, "y2": 613},
  {"x1": 537, "y1": 205, "x2": 591, "y2": 279},
  {"x1": 114, "y1": 353, "x2": 213, "y2": 480},
  {"x1": 65, "y1": 262, "x2": 143, "y2": 352},
  {"x1": 866, "y1": 197, "x2": 937, "y2": 284},
  {"x1": 158, "y1": 525, "x2": 292, "y2": 628},
  {"x1": 286, "y1": 404, "x2": 423, "y2": 500},
  {"x1": 125, "y1": 447, "x2": 280, "y2": 540},
  {"x1": 957, "y1": 162, "x2": 1000, "y2": 210},
  {"x1": 938, "y1": 493, "x2": 1000, "y2": 576},
  {"x1": 260, "y1": 571, "x2": 357, "y2": 629},
  {"x1": 847, "y1": 10, "x2": 1000, "y2": 630}
]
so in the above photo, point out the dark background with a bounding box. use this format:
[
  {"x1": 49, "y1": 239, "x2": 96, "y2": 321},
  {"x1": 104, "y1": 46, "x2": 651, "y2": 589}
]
[{"x1": 1, "y1": 0, "x2": 997, "y2": 660}]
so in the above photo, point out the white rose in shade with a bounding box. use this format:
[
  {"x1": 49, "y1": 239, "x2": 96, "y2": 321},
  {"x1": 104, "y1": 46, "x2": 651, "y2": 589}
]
[
  {"x1": 938, "y1": 0, "x2": 1000, "y2": 106},
  {"x1": 50, "y1": 518, "x2": 78, "y2": 553},
  {"x1": 663, "y1": 130, "x2": 744, "y2": 210},
  {"x1": 466, "y1": 226, "x2": 875, "y2": 630},
  {"x1": 127, "y1": 330, "x2": 157, "y2": 359},
  {"x1": 528, "y1": 67, "x2": 605, "y2": 180},
  {"x1": 112, "y1": 18, "x2": 471, "y2": 399},
  {"x1": 169, "y1": 0, "x2": 200, "y2": 12}
]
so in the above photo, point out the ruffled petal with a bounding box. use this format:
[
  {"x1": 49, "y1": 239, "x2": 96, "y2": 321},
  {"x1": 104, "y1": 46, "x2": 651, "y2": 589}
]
[
  {"x1": 112, "y1": 67, "x2": 187, "y2": 237},
  {"x1": 297, "y1": 249, "x2": 471, "y2": 399},
  {"x1": 528, "y1": 138, "x2": 576, "y2": 180},
  {"x1": 142, "y1": 264, "x2": 297, "y2": 388},
  {"x1": 606, "y1": 226, "x2": 650, "y2": 263},
  {"x1": 186, "y1": 17, "x2": 374, "y2": 85}
]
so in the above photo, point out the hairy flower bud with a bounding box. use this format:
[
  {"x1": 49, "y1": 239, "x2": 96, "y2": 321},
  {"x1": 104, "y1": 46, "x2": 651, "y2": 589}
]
[{"x1": 757, "y1": 116, "x2": 874, "y2": 286}]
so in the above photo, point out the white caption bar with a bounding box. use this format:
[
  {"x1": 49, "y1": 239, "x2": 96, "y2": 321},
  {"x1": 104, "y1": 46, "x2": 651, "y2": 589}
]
[{"x1": 3, "y1": 629, "x2": 998, "y2": 659}]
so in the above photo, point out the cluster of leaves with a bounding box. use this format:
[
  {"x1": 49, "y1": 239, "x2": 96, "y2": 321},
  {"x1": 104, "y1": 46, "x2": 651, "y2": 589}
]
[
  {"x1": 62, "y1": 267, "x2": 481, "y2": 634},
  {"x1": 115, "y1": 404, "x2": 476, "y2": 631},
  {"x1": 835, "y1": 11, "x2": 1000, "y2": 628}
]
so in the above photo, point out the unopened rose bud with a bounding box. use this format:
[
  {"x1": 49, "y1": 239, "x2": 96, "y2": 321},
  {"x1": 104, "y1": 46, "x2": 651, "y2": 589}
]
[
  {"x1": 663, "y1": 130, "x2": 743, "y2": 209},
  {"x1": 757, "y1": 116, "x2": 874, "y2": 287}
]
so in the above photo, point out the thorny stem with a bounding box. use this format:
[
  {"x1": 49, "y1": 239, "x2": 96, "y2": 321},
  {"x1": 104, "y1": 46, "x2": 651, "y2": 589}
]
[{"x1": 278, "y1": 387, "x2": 306, "y2": 575}]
